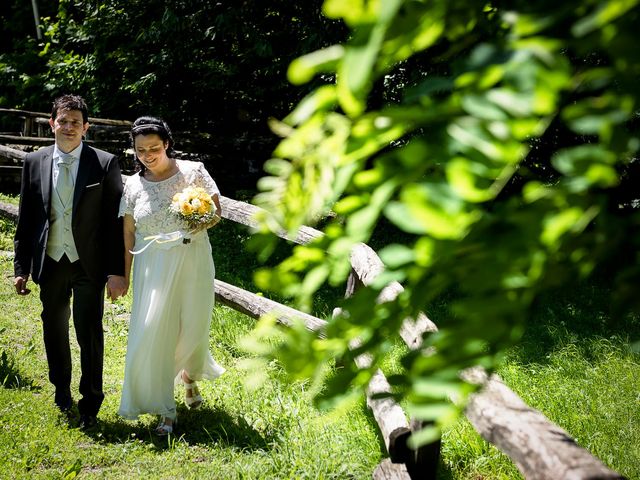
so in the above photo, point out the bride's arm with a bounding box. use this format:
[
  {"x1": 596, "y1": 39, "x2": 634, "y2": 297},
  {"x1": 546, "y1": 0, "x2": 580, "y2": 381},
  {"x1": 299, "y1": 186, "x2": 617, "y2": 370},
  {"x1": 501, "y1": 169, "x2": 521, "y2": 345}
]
[{"x1": 123, "y1": 214, "x2": 136, "y2": 289}]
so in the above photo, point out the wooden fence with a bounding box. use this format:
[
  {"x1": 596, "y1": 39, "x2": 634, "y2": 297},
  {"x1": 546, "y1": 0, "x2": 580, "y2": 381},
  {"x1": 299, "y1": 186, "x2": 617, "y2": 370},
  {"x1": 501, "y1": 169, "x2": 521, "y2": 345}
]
[
  {"x1": 0, "y1": 107, "x2": 131, "y2": 138},
  {"x1": 0, "y1": 142, "x2": 625, "y2": 479}
]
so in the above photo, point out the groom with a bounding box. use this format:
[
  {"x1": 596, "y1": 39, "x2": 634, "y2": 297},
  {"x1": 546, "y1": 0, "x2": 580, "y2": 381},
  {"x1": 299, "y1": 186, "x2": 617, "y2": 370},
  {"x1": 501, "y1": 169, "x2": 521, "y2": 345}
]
[{"x1": 13, "y1": 94, "x2": 127, "y2": 429}]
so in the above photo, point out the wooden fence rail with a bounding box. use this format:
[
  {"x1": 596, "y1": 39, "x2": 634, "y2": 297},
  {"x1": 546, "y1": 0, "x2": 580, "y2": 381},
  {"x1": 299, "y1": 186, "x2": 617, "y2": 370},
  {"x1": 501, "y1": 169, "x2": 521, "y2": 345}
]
[
  {"x1": 0, "y1": 108, "x2": 131, "y2": 153},
  {"x1": 0, "y1": 142, "x2": 625, "y2": 479},
  {"x1": 0, "y1": 134, "x2": 127, "y2": 148},
  {"x1": 0, "y1": 107, "x2": 132, "y2": 136}
]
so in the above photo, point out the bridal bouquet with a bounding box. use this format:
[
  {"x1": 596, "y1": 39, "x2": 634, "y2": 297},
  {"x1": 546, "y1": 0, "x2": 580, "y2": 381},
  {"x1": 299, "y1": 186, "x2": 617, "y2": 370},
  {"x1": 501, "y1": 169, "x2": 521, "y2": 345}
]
[{"x1": 170, "y1": 186, "x2": 218, "y2": 231}]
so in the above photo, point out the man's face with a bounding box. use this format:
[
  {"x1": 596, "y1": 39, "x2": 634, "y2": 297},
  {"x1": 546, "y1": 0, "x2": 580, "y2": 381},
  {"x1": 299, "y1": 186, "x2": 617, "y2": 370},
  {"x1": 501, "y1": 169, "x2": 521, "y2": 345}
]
[{"x1": 49, "y1": 109, "x2": 89, "y2": 151}]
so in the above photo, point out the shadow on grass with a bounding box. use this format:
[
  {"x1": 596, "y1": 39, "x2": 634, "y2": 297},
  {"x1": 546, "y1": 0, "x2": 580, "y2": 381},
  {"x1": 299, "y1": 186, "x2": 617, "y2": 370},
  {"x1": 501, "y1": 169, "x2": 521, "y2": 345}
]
[
  {"x1": 508, "y1": 282, "x2": 640, "y2": 366},
  {"x1": 87, "y1": 404, "x2": 273, "y2": 452},
  {"x1": 0, "y1": 349, "x2": 40, "y2": 391}
]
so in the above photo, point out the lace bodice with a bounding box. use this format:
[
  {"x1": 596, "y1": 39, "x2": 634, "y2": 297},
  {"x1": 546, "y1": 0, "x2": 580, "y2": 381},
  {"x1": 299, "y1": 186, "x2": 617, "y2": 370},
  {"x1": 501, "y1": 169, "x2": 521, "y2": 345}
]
[{"x1": 119, "y1": 160, "x2": 220, "y2": 238}]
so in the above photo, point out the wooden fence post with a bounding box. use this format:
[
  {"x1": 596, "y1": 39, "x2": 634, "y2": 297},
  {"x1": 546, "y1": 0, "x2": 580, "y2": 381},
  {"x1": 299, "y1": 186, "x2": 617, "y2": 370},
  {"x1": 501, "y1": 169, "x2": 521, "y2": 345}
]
[{"x1": 344, "y1": 268, "x2": 441, "y2": 479}]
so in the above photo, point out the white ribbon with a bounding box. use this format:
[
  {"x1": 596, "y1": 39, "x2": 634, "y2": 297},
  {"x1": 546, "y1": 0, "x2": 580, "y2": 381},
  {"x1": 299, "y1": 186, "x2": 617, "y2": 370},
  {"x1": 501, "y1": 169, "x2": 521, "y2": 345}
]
[{"x1": 130, "y1": 230, "x2": 188, "y2": 255}]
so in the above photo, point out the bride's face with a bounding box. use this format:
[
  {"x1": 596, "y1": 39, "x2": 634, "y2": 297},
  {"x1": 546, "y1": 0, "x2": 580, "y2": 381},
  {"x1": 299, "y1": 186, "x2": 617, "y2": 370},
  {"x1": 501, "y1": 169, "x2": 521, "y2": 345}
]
[{"x1": 134, "y1": 134, "x2": 169, "y2": 171}]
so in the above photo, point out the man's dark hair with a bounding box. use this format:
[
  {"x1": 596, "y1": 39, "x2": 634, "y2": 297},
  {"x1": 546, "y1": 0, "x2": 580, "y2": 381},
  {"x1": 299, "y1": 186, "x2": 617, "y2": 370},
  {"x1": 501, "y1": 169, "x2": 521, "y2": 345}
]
[{"x1": 51, "y1": 94, "x2": 89, "y2": 123}]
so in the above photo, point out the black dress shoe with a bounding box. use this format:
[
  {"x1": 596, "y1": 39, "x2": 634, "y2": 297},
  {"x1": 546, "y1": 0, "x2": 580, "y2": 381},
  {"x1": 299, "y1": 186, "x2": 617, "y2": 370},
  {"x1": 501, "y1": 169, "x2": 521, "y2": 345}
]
[{"x1": 79, "y1": 414, "x2": 98, "y2": 430}]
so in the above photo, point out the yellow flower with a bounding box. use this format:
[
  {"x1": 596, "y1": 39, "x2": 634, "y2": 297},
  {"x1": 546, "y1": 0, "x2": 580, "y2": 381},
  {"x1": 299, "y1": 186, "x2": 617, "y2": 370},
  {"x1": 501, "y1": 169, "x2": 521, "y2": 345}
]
[
  {"x1": 170, "y1": 185, "x2": 216, "y2": 228},
  {"x1": 180, "y1": 202, "x2": 194, "y2": 215},
  {"x1": 197, "y1": 202, "x2": 209, "y2": 215}
]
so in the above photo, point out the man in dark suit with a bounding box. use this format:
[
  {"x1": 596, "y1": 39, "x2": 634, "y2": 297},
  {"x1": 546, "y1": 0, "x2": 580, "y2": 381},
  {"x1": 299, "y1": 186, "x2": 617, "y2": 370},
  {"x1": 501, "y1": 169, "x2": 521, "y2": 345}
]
[{"x1": 13, "y1": 94, "x2": 127, "y2": 429}]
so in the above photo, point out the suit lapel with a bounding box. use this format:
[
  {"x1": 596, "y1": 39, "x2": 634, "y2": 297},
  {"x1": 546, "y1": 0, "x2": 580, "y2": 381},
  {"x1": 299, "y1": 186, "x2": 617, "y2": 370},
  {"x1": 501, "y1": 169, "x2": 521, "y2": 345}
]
[
  {"x1": 40, "y1": 146, "x2": 54, "y2": 217},
  {"x1": 73, "y1": 144, "x2": 92, "y2": 213}
]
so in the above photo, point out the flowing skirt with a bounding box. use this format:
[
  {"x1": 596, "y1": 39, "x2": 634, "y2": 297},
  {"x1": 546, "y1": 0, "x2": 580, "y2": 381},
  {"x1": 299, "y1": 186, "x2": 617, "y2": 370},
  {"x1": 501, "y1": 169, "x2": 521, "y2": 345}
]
[{"x1": 118, "y1": 232, "x2": 225, "y2": 420}]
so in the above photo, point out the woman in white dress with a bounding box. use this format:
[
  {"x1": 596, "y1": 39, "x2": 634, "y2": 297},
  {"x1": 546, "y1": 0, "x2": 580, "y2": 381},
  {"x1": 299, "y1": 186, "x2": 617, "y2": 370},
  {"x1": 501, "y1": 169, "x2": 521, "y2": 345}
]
[{"x1": 118, "y1": 116, "x2": 225, "y2": 435}]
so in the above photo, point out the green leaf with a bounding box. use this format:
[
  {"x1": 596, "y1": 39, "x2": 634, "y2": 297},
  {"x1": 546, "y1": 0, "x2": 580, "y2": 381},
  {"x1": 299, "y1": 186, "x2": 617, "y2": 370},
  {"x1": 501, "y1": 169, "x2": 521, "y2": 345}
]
[
  {"x1": 323, "y1": 0, "x2": 379, "y2": 25},
  {"x1": 461, "y1": 94, "x2": 508, "y2": 121},
  {"x1": 288, "y1": 46, "x2": 344, "y2": 85},
  {"x1": 552, "y1": 145, "x2": 620, "y2": 188},
  {"x1": 446, "y1": 157, "x2": 501, "y2": 202},
  {"x1": 541, "y1": 207, "x2": 599, "y2": 248},
  {"x1": 407, "y1": 402, "x2": 456, "y2": 421},
  {"x1": 407, "y1": 425, "x2": 441, "y2": 449},
  {"x1": 301, "y1": 264, "x2": 330, "y2": 299},
  {"x1": 572, "y1": 0, "x2": 639, "y2": 37},
  {"x1": 385, "y1": 183, "x2": 480, "y2": 239},
  {"x1": 562, "y1": 95, "x2": 633, "y2": 136},
  {"x1": 379, "y1": 244, "x2": 415, "y2": 269},
  {"x1": 486, "y1": 88, "x2": 534, "y2": 117},
  {"x1": 334, "y1": 195, "x2": 368, "y2": 215},
  {"x1": 284, "y1": 86, "x2": 339, "y2": 126},
  {"x1": 336, "y1": 0, "x2": 402, "y2": 116}
]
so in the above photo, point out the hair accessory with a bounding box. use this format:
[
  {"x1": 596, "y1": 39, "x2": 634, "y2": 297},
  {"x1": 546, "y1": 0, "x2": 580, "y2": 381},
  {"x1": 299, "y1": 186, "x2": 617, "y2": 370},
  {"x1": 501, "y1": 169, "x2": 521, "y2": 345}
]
[{"x1": 131, "y1": 123, "x2": 166, "y2": 135}]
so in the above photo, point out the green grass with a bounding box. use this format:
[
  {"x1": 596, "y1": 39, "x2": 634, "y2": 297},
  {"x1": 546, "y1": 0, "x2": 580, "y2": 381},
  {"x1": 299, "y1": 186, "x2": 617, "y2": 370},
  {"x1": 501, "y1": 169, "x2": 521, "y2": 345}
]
[
  {"x1": 0, "y1": 193, "x2": 18, "y2": 205},
  {"x1": 0, "y1": 200, "x2": 638, "y2": 479},
  {"x1": 0, "y1": 253, "x2": 383, "y2": 479},
  {"x1": 436, "y1": 288, "x2": 640, "y2": 480},
  {"x1": 0, "y1": 193, "x2": 18, "y2": 251}
]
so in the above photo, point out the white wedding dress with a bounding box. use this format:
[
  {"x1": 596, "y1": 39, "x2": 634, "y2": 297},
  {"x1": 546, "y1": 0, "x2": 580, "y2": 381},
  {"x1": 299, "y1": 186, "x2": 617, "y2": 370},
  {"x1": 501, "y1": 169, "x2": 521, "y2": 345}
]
[{"x1": 118, "y1": 160, "x2": 225, "y2": 421}]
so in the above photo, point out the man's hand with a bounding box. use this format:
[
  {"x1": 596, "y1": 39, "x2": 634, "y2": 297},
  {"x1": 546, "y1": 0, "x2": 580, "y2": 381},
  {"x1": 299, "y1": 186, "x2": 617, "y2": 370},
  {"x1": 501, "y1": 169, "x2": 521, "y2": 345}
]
[
  {"x1": 106, "y1": 275, "x2": 128, "y2": 301},
  {"x1": 14, "y1": 276, "x2": 31, "y2": 295}
]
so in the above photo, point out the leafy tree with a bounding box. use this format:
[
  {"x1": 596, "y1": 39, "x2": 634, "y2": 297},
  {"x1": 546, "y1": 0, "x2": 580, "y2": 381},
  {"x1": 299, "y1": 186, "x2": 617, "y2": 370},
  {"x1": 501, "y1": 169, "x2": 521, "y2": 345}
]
[
  {"x1": 0, "y1": 0, "x2": 56, "y2": 110},
  {"x1": 250, "y1": 0, "x2": 640, "y2": 446},
  {"x1": 1, "y1": 0, "x2": 347, "y2": 190}
]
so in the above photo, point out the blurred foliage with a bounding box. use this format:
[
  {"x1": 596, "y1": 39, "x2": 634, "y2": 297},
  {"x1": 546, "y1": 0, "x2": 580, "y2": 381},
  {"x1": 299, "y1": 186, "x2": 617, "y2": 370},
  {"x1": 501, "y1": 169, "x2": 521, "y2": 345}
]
[{"x1": 249, "y1": 0, "x2": 640, "y2": 446}]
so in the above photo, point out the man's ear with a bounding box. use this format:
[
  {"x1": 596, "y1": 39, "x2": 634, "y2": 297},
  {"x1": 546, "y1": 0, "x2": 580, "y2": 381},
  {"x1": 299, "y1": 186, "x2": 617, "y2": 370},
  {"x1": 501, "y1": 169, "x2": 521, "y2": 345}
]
[
  {"x1": 82, "y1": 122, "x2": 90, "y2": 136},
  {"x1": 49, "y1": 118, "x2": 55, "y2": 131}
]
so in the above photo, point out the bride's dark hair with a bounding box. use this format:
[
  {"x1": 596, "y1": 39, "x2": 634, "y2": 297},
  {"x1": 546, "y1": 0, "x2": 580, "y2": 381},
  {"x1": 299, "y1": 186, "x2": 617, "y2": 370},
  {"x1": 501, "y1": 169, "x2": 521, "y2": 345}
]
[{"x1": 130, "y1": 116, "x2": 176, "y2": 173}]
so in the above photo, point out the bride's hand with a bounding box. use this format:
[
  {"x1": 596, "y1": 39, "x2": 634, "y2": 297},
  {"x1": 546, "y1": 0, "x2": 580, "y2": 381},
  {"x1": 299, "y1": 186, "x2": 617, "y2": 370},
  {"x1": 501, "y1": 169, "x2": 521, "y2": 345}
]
[{"x1": 189, "y1": 213, "x2": 221, "y2": 234}]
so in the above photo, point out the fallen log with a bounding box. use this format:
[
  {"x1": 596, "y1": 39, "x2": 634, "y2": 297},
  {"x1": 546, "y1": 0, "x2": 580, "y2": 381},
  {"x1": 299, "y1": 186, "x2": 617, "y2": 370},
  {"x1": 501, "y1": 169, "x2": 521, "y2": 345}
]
[
  {"x1": 348, "y1": 242, "x2": 438, "y2": 347},
  {"x1": 336, "y1": 307, "x2": 412, "y2": 467},
  {"x1": 0, "y1": 201, "x2": 18, "y2": 222},
  {"x1": 465, "y1": 371, "x2": 625, "y2": 480},
  {"x1": 372, "y1": 459, "x2": 410, "y2": 480},
  {"x1": 214, "y1": 279, "x2": 326, "y2": 334},
  {"x1": 0, "y1": 144, "x2": 27, "y2": 162},
  {"x1": 0, "y1": 134, "x2": 126, "y2": 148},
  {"x1": 0, "y1": 107, "x2": 132, "y2": 127},
  {"x1": 219, "y1": 196, "x2": 323, "y2": 244},
  {"x1": 348, "y1": 241, "x2": 623, "y2": 479},
  {"x1": 345, "y1": 245, "x2": 439, "y2": 478},
  {"x1": 215, "y1": 279, "x2": 413, "y2": 474}
]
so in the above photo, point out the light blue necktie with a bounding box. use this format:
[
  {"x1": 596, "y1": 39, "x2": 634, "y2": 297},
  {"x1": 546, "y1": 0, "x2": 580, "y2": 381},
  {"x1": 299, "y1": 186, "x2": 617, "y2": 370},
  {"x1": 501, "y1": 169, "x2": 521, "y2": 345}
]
[{"x1": 56, "y1": 153, "x2": 75, "y2": 207}]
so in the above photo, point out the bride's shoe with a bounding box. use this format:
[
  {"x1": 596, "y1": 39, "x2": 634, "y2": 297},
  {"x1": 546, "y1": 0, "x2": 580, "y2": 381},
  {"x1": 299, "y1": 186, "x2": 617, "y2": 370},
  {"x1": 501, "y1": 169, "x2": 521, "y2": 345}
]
[
  {"x1": 182, "y1": 371, "x2": 203, "y2": 410},
  {"x1": 155, "y1": 417, "x2": 175, "y2": 436},
  {"x1": 184, "y1": 382, "x2": 203, "y2": 409}
]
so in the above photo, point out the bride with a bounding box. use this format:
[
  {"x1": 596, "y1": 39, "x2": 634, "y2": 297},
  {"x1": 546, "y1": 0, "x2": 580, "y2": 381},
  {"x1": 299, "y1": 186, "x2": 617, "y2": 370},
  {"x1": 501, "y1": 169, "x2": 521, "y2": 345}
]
[{"x1": 117, "y1": 116, "x2": 225, "y2": 435}]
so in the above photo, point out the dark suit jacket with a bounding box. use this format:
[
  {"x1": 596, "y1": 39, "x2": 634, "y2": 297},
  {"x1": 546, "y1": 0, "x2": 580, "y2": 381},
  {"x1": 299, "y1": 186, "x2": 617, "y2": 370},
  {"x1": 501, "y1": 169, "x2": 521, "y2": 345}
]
[{"x1": 14, "y1": 144, "x2": 125, "y2": 285}]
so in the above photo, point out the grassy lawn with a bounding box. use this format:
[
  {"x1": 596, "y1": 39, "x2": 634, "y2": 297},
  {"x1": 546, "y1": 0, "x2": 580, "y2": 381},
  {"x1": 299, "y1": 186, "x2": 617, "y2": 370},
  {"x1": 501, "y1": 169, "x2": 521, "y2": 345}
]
[
  {"x1": 0, "y1": 255, "x2": 383, "y2": 479},
  {"x1": 440, "y1": 291, "x2": 640, "y2": 479},
  {"x1": 0, "y1": 197, "x2": 638, "y2": 479}
]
